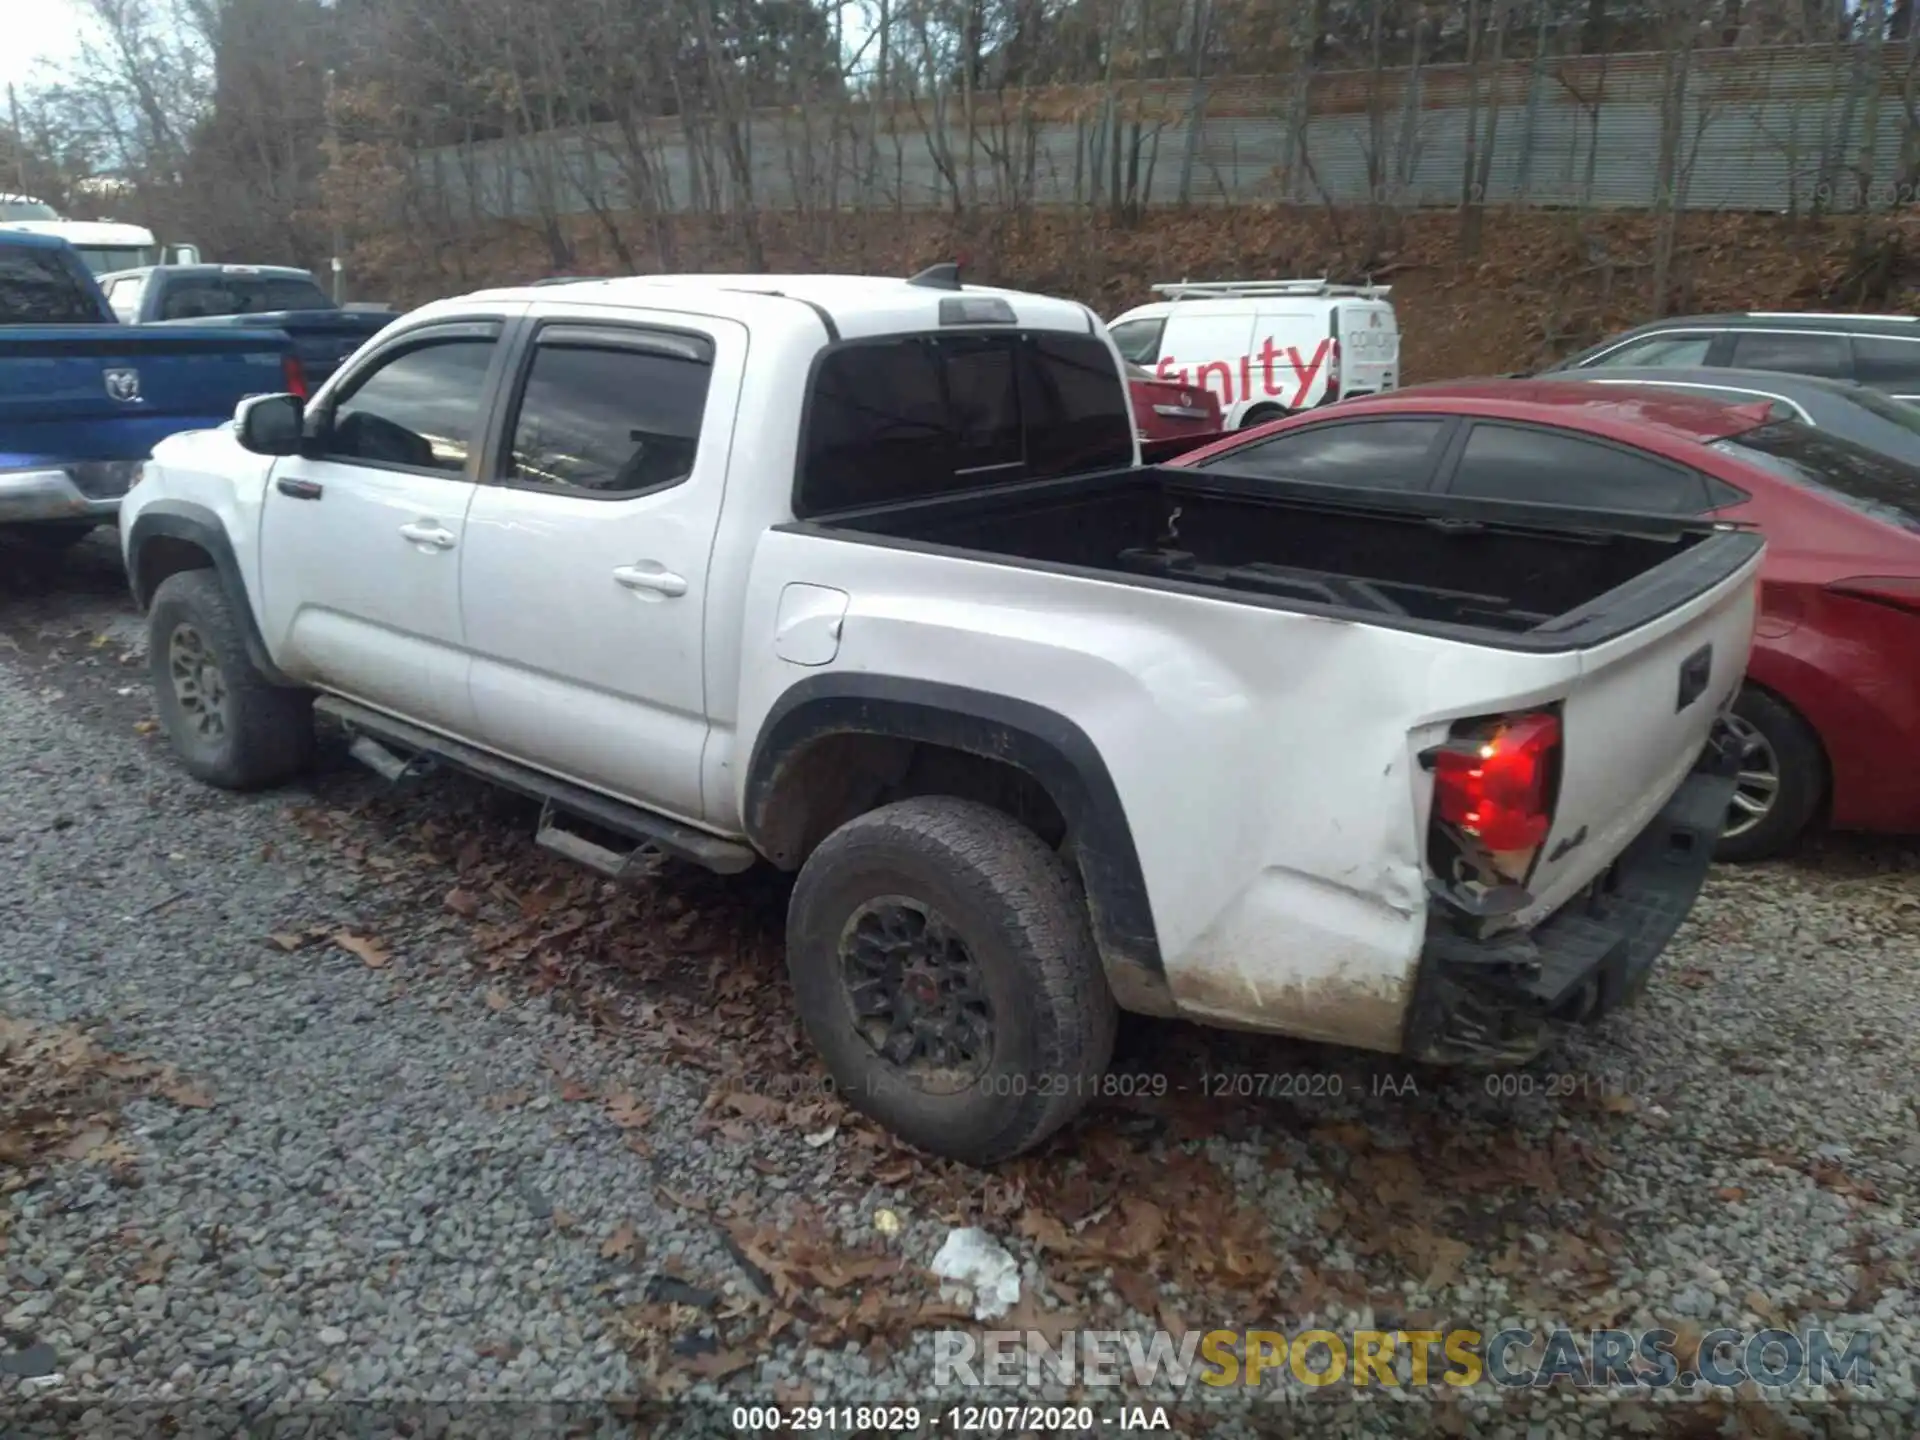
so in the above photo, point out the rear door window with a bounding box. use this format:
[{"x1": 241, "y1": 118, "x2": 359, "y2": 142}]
[
  {"x1": 1192, "y1": 417, "x2": 1449, "y2": 492},
  {"x1": 1715, "y1": 420, "x2": 1920, "y2": 532},
  {"x1": 799, "y1": 332, "x2": 1133, "y2": 514},
  {"x1": 1726, "y1": 331, "x2": 1850, "y2": 379},
  {"x1": 1852, "y1": 335, "x2": 1920, "y2": 392},
  {"x1": 504, "y1": 335, "x2": 714, "y2": 496},
  {"x1": 1447, "y1": 423, "x2": 1712, "y2": 513}
]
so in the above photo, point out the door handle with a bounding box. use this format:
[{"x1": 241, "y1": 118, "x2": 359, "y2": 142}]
[
  {"x1": 398, "y1": 520, "x2": 456, "y2": 550},
  {"x1": 277, "y1": 477, "x2": 323, "y2": 501},
  {"x1": 612, "y1": 564, "x2": 688, "y2": 598}
]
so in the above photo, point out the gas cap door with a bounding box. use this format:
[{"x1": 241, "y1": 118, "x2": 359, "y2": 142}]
[{"x1": 773, "y1": 583, "x2": 850, "y2": 667}]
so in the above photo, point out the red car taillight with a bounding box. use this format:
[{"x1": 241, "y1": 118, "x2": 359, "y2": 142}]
[
  {"x1": 283, "y1": 353, "x2": 310, "y2": 401},
  {"x1": 1826, "y1": 575, "x2": 1920, "y2": 615},
  {"x1": 1431, "y1": 712, "x2": 1562, "y2": 854}
]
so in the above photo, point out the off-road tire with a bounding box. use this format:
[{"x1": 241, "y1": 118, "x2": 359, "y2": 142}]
[
  {"x1": 149, "y1": 570, "x2": 314, "y2": 790},
  {"x1": 786, "y1": 797, "x2": 1118, "y2": 1165},
  {"x1": 1238, "y1": 403, "x2": 1288, "y2": 430},
  {"x1": 1714, "y1": 684, "x2": 1825, "y2": 864},
  {"x1": 2, "y1": 522, "x2": 96, "y2": 551}
]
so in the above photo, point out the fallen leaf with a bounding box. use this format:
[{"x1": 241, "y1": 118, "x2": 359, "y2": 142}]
[
  {"x1": 601, "y1": 1221, "x2": 638, "y2": 1260},
  {"x1": 772, "y1": 1380, "x2": 813, "y2": 1405},
  {"x1": 1602, "y1": 1093, "x2": 1638, "y2": 1114},
  {"x1": 605, "y1": 1092, "x2": 654, "y2": 1129},
  {"x1": 484, "y1": 989, "x2": 510, "y2": 1012},
  {"x1": 334, "y1": 933, "x2": 390, "y2": 969},
  {"x1": 1715, "y1": 1186, "x2": 1746, "y2": 1202},
  {"x1": 158, "y1": 1078, "x2": 215, "y2": 1109},
  {"x1": 268, "y1": 932, "x2": 306, "y2": 952},
  {"x1": 1112, "y1": 1266, "x2": 1160, "y2": 1314},
  {"x1": 484, "y1": 1090, "x2": 531, "y2": 1112},
  {"x1": 552, "y1": 1208, "x2": 577, "y2": 1231},
  {"x1": 1115, "y1": 1197, "x2": 1166, "y2": 1257},
  {"x1": 133, "y1": 719, "x2": 158, "y2": 736},
  {"x1": 444, "y1": 888, "x2": 481, "y2": 918},
  {"x1": 62, "y1": 1126, "x2": 110, "y2": 1159},
  {"x1": 681, "y1": 1348, "x2": 755, "y2": 1379}
]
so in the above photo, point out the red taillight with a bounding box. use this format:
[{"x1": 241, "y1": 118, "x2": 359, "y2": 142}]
[
  {"x1": 1432, "y1": 712, "x2": 1561, "y2": 853},
  {"x1": 282, "y1": 353, "x2": 310, "y2": 400},
  {"x1": 1826, "y1": 575, "x2": 1920, "y2": 615}
]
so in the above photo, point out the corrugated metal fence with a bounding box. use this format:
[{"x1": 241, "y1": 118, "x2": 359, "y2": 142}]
[{"x1": 415, "y1": 43, "x2": 1918, "y2": 221}]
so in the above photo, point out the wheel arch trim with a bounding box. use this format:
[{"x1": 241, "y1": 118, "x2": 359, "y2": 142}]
[
  {"x1": 744, "y1": 673, "x2": 1165, "y2": 982},
  {"x1": 127, "y1": 500, "x2": 295, "y2": 687}
]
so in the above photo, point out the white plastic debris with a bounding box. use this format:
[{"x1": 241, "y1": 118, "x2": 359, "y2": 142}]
[{"x1": 931, "y1": 1227, "x2": 1021, "y2": 1321}]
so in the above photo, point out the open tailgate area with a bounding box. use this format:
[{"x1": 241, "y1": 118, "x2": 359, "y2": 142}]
[{"x1": 1516, "y1": 547, "x2": 1759, "y2": 922}]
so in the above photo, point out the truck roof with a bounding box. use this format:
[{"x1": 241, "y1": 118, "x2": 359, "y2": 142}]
[
  {"x1": 96, "y1": 263, "x2": 317, "y2": 284},
  {"x1": 0, "y1": 228, "x2": 76, "y2": 251},
  {"x1": 457, "y1": 273, "x2": 1101, "y2": 343}
]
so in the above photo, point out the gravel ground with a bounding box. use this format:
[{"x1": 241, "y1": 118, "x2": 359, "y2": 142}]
[{"x1": 2, "y1": 533, "x2": 1918, "y2": 1439}]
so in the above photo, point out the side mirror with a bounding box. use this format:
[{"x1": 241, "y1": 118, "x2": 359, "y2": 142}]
[
  {"x1": 235, "y1": 393, "x2": 304, "y2": 456},
  {"x1": 167, "y1": 244, "x2": 201, "y2": 265}
]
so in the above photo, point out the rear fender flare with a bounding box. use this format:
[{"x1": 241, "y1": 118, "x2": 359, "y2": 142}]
[
  {"x1": 743, "y1": 674, "x2": 1167, "y2": 997},
  {"x1": 126, "y1": 500, "x2": 294, "y2": 687}
]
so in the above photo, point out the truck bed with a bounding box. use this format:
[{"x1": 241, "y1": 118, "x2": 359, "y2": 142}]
[{"x1": 800, "y1": 465, "x2": 1761, "y2": 650}]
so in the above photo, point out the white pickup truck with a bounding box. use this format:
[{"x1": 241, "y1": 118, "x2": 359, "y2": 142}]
[{"x1": 120, "y1": 269, "x2": 1763, "y2": 1164}]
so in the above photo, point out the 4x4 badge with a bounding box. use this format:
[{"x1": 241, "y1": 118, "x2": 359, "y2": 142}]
[{"x1": 103, "y1": 367, "x2": 142, "y2": 402}]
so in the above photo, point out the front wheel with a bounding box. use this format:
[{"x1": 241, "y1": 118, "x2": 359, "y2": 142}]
[
  {"x1": 785, "y1": 797, "x2": 1117, "y2": 1165},
  {"x1": 149, "y1": 570, "x2": 315, "y2": 790},
  {"x1": 1714, "y1": 685, "x2": 1825, "y2": 863},
  {"x1": 1238, "y1": 404, "x2": 1289, "y2": 430}
]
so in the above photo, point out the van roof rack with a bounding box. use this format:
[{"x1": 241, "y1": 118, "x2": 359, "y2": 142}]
[{"x1": 1150, "y1": 278, "x2": 1393, "y2": 301}]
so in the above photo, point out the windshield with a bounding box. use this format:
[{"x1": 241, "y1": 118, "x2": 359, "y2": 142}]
[
  {"x1": 0, "y1": 197, "x2": 62, "y2": 221},
  {"x1": 1715, "y1": 419, "x2": 1920, "y2": 532},
  {"x1": 156, "y1": 275, "x2": 330, "y2": 318},
  {"x1": 72, "y1": 245, "x2": 158, "y2": 275}
]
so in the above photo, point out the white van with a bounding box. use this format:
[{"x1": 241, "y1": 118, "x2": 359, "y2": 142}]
[{"x1": 1108, "y1": 279, "x2": 1401, "y2": 429}]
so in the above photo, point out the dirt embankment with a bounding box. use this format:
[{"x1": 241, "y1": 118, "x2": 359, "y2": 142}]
[{"x1": 352, "y1": 205, "x2": 1916, "y2": 380}]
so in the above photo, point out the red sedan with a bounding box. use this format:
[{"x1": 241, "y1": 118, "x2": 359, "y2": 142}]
[{"x1": 1168, "y1": 380, "x2": 1920, "y2": 860}]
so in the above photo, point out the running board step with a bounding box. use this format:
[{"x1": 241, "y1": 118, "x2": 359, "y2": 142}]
[
  {"x1": 315, "y1": 697, "x2": 757, "y2": 876},
  {"x1": 347, "y1": 733, "x2": 436, "y2": 784},
  {"x1": 535, "y1": 802, "x2": 658, "y2": 879}
]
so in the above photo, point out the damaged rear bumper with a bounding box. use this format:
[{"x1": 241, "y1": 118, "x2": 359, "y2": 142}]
[{"x1": 1403, "y1": 742, "x2": 1736, "y2": 1065}]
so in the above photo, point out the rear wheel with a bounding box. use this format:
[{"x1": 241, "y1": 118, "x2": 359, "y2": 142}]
[
  {"x1": 785, "y1": 797, "x2": 1117, "y2": 1165},
  {"x1": 1239, "y1": 403, "x2": 1288, "y2": 430},
  {"x1": 1714, "y1": 685, "x2": 1825, "y2": 863},
  {"x1": 149, "y1": 570, "x2": 315, "y2": 790}
]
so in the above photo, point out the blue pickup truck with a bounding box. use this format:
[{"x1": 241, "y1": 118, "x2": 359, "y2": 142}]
[
  {"x1": 98, "y1": 262, "x2": 396, "y2": 391},
  {"x1": 1, "y1": 232, "x2": 295, "y2": 550}
]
